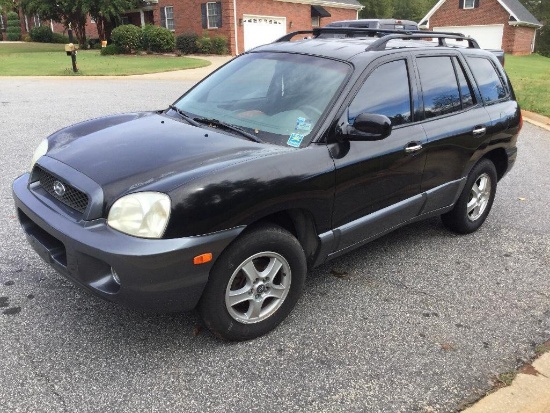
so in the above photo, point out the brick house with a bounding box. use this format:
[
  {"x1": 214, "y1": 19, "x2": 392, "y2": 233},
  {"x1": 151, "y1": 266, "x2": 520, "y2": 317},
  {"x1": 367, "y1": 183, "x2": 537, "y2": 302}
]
[
  {"x1": 420, "y1": 0, "x2": 542, "y2": 55},
  {"x1": 3, "y1": 1, "x2": 361, "y2": 51},
  {"x1": 121, "y1": 0, "x2": 362, "y2": 55}
]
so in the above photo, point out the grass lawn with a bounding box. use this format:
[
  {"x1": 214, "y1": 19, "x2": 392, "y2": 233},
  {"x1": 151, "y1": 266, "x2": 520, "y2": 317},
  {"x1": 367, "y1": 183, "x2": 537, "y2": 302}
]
[
  {"x1": 0, "y1": 42, "x2": 210, "y2": 76},
  {"x1": 505, "y1": 54, "x2": 550, "y2": 118}
]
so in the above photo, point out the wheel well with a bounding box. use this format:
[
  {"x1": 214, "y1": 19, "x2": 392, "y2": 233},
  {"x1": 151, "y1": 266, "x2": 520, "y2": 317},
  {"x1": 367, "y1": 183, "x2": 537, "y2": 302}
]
[
  {"x1": 246, "y1": 209, "x2": 320, "y2": 268},
  {"x1": 482, "y1": 148, "x2": 508, "y2": 181}
]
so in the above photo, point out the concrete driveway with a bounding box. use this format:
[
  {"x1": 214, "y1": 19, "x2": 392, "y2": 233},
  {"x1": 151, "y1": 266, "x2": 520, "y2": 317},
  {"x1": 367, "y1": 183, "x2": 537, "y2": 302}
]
[{"x1": 0, "y1": 77, "x2": 549, "y2": 413}]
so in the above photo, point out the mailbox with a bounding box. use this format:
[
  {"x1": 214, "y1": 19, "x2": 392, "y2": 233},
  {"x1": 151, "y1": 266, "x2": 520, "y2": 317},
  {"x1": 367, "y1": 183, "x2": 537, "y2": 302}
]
[{"x1": 64, "y1": 43, "x2": 79, "y2": 56}]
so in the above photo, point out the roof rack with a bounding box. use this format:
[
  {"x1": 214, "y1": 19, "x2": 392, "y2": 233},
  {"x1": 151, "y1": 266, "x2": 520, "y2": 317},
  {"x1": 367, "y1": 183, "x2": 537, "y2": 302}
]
[{"x1": 275, "y1": 27, "x2": 480, "y2": 51}]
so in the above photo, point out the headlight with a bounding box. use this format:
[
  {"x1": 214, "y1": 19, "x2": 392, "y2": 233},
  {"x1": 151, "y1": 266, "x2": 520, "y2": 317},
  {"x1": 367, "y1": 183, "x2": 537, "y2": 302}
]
[
  {"x1": 107, "y1": 192, "x2": 171, "y2": 239},
  {"x1": 30, "y1": 139, "x2": 48, "y2": 171}
]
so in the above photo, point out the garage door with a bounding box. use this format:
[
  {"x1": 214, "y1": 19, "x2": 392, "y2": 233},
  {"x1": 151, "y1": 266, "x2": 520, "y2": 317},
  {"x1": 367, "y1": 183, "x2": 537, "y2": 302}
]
[
  {"x1": 433, "y1": 25, "x2": 504, "y2": 49},
  {"x1": 243, "y1": 15, "x2": 286, "y2": 51}
]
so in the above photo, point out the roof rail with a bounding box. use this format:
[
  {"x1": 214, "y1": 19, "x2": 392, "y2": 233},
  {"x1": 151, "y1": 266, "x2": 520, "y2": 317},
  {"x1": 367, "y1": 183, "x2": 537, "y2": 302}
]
[
  {"x1": 274, "y1": 27, "x2": 480, "y2": 50},
  {"x1": 366, "y1": 33, "x2": 480, "y2": 51}
]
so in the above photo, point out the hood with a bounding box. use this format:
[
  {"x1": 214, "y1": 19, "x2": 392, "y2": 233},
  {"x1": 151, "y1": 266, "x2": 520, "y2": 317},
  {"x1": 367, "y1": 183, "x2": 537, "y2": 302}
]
[{"x1": 45, "y1": 112, "x2": 288, "y2": 201}]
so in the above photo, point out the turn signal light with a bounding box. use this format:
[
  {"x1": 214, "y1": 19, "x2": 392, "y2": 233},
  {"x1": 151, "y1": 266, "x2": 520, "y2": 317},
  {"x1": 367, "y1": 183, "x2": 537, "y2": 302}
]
[{"x1": 193, "y1": 253, "x2": 213, "y2": 265}]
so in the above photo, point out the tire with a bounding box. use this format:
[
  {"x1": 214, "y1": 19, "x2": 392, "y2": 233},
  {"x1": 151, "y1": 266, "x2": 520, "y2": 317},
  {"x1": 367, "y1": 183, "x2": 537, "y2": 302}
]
[
  {"x1": 198, "y1": 224, "x2": 307, "y2": 341},
  {"x1": 441, "y1": 158, "x2": 498, "y2": 234}
]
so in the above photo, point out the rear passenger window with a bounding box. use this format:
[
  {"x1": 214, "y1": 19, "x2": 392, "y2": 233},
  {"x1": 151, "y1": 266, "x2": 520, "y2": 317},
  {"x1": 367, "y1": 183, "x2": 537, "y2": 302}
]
[
  {"x1": 466, "y1": 57, "x2": 507, "y2": 103},
  {"x1": 453, "y1": 57, "x2": 475, "y2": 109},
  {"x1": 349, "y1": 60, "x2": 412, "y2": 126},
  {"x1": 417, "y1": 56, "x2": 461, "y2": 119}
]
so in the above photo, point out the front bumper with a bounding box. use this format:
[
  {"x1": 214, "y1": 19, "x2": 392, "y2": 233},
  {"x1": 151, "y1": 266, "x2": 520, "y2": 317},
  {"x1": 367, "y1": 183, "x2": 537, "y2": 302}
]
[{"x1": 13, "y1": 174, "x2": 243, "y2": 313}]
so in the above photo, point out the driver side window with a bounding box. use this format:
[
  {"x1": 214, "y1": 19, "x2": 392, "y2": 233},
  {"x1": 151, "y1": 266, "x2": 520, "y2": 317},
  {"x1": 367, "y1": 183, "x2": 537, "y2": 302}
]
[{"x1": 349, "y1": 59, "x2": 412, "y2": 126}]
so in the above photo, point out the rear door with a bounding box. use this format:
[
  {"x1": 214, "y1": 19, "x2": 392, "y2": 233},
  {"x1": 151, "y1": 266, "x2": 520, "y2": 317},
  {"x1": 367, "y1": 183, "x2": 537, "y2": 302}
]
[
  {"x1": 464, "y1": 54, "x2": 521, "y2": 152},
  {"x1": 415, "y1": 53, "x2": 492, "y2": 213}
]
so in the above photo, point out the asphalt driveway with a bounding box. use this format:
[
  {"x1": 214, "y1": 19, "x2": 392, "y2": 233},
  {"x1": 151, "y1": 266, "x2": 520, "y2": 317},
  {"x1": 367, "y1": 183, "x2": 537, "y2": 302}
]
[{"x1": 1, "y1": 78, "x2": 549, "y2": 413}]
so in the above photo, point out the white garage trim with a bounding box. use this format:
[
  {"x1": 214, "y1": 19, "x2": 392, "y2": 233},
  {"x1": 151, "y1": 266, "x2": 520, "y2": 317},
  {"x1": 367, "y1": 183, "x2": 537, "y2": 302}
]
[
  {"x1": 274, "y1": 0, "x2": 363, "y2": 10},
  {"x1": 433, "y1": 24, "x2": 504, "y2": 49},
  {"x1": 243, "y1": 14, "x2": 287, "y2": 51}
]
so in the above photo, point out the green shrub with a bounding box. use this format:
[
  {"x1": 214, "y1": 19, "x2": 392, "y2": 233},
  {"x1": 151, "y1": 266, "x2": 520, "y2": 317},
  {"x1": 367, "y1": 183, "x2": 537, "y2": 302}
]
[
  {"x1": 176, "y1": 33, "x2": 198, "y2": 54},
  {"x1": 211, "y1": 36, "x2": 228, "y2": 55},
  {"x1": 111, "y1": 24, "x2": 142, "y2": 53},
  {"x1": 30, "y1": 26, "x2": 53, "y2": 43},
  {"x1": 142, "y1": 24, "x2": 175, "y2": 53},
  {"x1": 100, "y1": 44, "x2": 123, "y2": 55},
  {"x1": 196, "y1": 35, "x2": 212, "y2": 54},
  {"x1": 141, "y1": 24, "x2": 155, "y2": 50},
  {"x1": 51, "y1": 33, "x2": 70, "y2": 44},
  {"x1": 6, "y1": 11, "x2": 21, "y2": 41}
]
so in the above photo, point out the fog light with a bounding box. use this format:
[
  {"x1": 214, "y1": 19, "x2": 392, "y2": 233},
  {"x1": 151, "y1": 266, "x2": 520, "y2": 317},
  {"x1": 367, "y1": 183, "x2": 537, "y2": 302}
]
[{"x1": 111, "y1": 267, "x2": 121, "y2": 285}]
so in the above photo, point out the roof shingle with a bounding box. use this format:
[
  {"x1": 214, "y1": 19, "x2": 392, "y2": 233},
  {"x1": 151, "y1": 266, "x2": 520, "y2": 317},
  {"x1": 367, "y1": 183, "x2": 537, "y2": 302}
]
[{"x1": 500, "y1": 0, "x2": 542, "y2": 26}]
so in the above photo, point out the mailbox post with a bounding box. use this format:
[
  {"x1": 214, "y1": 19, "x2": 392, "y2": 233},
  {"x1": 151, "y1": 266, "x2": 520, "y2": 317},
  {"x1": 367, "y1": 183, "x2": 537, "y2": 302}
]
[{"x1": 66, "y1": 24, "x2": 78, "y2": 73}]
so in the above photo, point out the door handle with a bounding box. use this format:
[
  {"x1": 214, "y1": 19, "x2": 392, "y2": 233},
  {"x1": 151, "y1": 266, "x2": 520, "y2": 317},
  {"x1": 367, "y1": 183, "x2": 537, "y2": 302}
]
[
  {"x1": 404, "y1": 142, "x2": 423, "y2": 153},
  {"x1": 472, "y1": 126, "x2": 487, "y2": 136}
]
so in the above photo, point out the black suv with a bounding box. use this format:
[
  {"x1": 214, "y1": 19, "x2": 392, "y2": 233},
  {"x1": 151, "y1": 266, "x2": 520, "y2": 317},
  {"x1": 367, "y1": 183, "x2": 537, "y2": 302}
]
[{"x1": 13, "y1": 28, "x2": 521, "y2": 340}]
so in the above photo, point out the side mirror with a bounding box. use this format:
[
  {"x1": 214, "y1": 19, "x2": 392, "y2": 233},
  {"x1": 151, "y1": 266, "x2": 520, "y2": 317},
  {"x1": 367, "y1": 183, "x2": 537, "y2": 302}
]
[{"x1": 348, "y1": 113, "x2": 392, "y2": 141}]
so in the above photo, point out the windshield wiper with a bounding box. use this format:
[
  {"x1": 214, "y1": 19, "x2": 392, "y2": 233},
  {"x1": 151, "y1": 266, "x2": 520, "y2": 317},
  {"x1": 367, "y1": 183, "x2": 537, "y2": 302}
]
[
  {"x1": 193, "y1": 117, "x2": 263, "y2": 143},
  {"x1": 167, "y1": 105, "x2": 201, "y2": 127}
]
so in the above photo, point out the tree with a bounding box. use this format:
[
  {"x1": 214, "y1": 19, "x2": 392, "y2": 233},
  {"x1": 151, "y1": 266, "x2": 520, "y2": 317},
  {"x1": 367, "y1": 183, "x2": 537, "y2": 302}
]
[
  {"x1": 358, "y1": 0, "x2": 393, "y2": 19},
  {"x1": 393, "y1": 0, "x2": 430, "y2": 22},
  {"x1": 85, "y1": 0, "x2": 140, "y2": 41},
  {"x1": 358, "y1": 0, "x2": 439, "y2": 22},
  {"x1": 20, "y1": 0, "x2": 87, "y2": 45},
  {"x1": 519, "y1": 0, "x2": 550, "y2": 56},
  {"x1": 20, "y1": 0, "x2": 140, "y2": 44},
  {"x1": 0, "y1": 0, "x2": 18, "y2": 12},
  {"x1": 6, "y1": 10, "x2": 21, "y2": 40}
]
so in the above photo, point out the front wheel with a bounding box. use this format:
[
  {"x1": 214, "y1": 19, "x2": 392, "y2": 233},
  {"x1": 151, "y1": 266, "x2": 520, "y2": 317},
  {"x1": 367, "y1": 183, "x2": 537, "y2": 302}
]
[
  {"x1": 198, "y1": 224, "x2": 306, "y2": 341},
  {"x1": 441, "y1": 158, "x2": 498, "y2": 234}
]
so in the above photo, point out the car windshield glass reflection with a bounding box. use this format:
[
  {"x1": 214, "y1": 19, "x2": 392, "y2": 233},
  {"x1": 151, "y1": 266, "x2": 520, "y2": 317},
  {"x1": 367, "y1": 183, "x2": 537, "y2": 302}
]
[{"x1": 173, "y1": 52, "x2": 350, "y2": 147}]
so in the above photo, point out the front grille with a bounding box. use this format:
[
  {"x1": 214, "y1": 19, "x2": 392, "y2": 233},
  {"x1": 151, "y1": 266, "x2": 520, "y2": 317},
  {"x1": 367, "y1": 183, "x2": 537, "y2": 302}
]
[{"x1": 34, "y1": 166, "x2": 89, "y2": 213}]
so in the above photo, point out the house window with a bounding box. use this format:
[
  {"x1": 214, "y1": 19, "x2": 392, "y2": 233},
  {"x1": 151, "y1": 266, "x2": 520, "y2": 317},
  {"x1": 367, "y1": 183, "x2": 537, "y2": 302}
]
[
  {"x1": 33, "y1": 14, "x2": 40, "y2": 27},
  {"x1": 464, "y1": 0, "x2": 475, "y2": 9},
  {"x1": 312, "y1": 16, "x2": 320, "y2": 27},
  {"x1": 207, "y1": 2, "x2": 219, "y2": 28},
  {"x1": 202, "y1": 2, "x2": 222, "y2": 29},
  {"x1": 165, "y1": 6, "x2": 175, "y2": 30}
]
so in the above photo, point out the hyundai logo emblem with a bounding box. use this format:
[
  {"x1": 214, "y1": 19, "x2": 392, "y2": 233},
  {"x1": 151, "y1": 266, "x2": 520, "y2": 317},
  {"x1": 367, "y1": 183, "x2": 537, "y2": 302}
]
[{"x1": 53, "y1": 181, "x2": 66, "y2": 197}]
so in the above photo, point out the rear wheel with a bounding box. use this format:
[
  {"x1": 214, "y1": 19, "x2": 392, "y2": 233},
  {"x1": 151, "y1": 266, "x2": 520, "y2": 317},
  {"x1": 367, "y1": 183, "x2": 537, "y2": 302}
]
[
  {"x1": 198, "y1": 224, "x2": 306, "y2": 341},
  {"x1": 442, "y1": 159, "x2": 497, "y2": 234}
]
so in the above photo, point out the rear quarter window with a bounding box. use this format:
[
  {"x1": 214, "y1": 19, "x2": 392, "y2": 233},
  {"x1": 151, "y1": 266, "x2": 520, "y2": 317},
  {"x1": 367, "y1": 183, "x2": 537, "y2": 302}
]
[
  {"x1": 466, "y1": 57, "x2": 508, "y2": 104},
  {"x1": 417, "y1": 56, "x2": 462, "y2": 119}
]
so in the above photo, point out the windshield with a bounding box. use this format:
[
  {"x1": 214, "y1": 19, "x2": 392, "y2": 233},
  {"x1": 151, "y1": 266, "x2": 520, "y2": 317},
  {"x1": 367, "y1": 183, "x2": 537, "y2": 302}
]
[{"x1": 173, "y1": 52, "x2": 350, "y2": 147}]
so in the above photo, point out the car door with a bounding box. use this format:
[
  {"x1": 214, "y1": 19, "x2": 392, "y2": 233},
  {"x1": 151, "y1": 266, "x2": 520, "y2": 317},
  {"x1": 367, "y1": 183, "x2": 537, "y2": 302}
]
[
  {"x1": 415, "y1": 53, "x2": 493, "y2": 213},
  {"x1": 464, "y1": 54, "x2": 521, "y2": 154},
  {"x1": 328, "y1": 56, "x2": 428, "y2": 253}
]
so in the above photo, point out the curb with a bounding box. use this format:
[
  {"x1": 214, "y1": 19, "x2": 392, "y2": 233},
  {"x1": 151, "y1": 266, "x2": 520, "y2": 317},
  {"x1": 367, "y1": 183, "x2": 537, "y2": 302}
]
[
  {"x1": 463, "y1": 351, "x2": 550, "y2": 413},
  {"x1": 522, "y1": 110, "x2": 550, "y2": 132}
]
